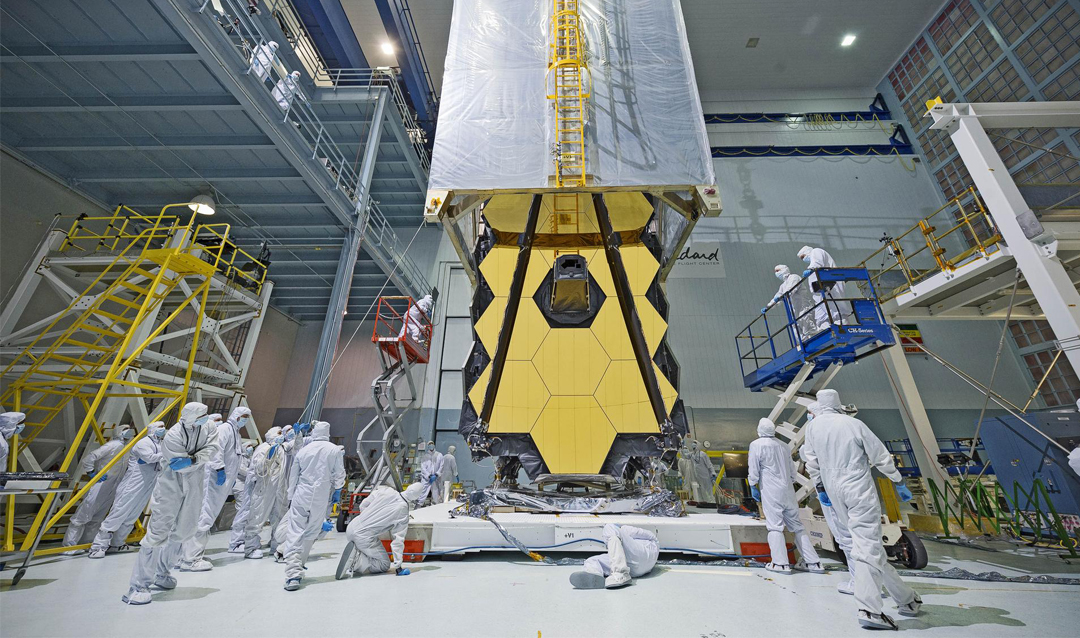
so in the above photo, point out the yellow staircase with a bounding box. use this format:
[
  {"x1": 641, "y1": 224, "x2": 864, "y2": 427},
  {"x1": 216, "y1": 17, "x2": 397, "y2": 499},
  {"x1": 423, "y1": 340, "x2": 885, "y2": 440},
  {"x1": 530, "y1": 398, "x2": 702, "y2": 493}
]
[
  {"x1": 548, "y1": 0, "x2": 589, "y2": 188},
  {"x1": 1, "y1": 204, "x2": 264, "y2": 552}
]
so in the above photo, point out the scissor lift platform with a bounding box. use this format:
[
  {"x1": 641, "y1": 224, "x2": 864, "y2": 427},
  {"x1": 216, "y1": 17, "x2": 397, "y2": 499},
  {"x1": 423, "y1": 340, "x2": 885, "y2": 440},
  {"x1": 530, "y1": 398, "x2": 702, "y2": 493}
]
[{"x1": 737, "y1": 268, "x2": 895, "y2": 392}]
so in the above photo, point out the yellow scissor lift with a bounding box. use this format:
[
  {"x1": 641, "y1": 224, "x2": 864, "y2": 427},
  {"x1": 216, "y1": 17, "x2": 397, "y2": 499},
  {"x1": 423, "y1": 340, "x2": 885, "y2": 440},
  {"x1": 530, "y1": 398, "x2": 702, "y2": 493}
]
[{"x1": 1, "y1": 204, "x2": 266, "y2": 556}]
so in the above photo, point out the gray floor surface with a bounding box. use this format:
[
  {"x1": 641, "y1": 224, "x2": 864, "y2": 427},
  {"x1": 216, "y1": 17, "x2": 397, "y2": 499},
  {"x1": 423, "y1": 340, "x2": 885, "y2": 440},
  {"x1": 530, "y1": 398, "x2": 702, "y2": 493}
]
[{"x1": 2, "y1": 523, "x2": 1078, "y2": 637}]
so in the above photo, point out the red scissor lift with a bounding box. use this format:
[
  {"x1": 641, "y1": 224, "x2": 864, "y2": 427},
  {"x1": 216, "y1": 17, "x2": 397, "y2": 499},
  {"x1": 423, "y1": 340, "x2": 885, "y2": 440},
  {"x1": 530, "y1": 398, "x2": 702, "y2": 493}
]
[{"x1": 338, "y1": 296, "x2": 432, "y2": 532}]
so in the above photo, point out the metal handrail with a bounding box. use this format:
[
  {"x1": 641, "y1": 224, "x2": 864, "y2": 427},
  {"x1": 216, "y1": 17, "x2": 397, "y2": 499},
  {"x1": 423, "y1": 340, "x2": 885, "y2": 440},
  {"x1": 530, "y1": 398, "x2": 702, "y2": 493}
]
[
  {"x1": 313, "y1": 67, "x2": 430, "y2": 172},
  {"x1": 196, "y1": 0, "x2": 429, "y2": 298},
  {"x1": 857, "y1": 187, "x2": 1002, "y2": 303}
]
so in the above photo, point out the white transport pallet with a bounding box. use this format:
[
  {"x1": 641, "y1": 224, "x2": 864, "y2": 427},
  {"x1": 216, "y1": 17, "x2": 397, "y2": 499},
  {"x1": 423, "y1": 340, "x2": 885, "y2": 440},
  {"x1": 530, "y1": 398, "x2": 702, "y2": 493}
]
[{"x1": 404, "y1": 502, "x2": 770, "y2": 557}]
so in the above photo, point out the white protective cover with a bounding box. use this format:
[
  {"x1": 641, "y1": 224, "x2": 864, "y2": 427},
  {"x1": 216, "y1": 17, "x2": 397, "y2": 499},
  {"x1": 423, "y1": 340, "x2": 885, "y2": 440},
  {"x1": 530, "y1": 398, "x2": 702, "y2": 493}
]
[{"x1": 429, "y1": 0, "x2": 714, "y2": 191}]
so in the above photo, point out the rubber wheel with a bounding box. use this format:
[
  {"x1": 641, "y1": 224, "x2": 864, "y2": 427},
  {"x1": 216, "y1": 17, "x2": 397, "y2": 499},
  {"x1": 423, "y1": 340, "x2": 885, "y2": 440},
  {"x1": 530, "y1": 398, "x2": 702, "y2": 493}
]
[
  {"x1": 896, "y1": 530, "x2": 928, "y2": 569},
  {"x1": 833, "y1": 539, "x2": 849, "y2": 565},
  {"x1": 336, "y1": 508, "x2": 349, "y2": 533}
]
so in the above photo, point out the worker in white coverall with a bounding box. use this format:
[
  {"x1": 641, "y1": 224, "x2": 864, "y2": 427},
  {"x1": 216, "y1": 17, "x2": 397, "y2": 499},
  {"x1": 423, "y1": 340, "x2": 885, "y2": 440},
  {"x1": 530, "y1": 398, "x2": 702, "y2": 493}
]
[
  {"x1": 249, "y1": 40, "x2": 278, "y2": 82},
  {"x1": 123, "y1": 402, "x2": 219, "y2": 605},
  {"x1": 336, "y1": 482, "x2": 426, "y2": 580},
  {"x1": 179, "y1": 407, "x2": 250, "y2": 570},
  {"x1": 272, "y1": 70, "x2": 303, "y2": 111},
  {"x1": 282, "y1": 421, "x2": 345, "y2": 591},
  {"x1": 227, "y1": 442, "x2": 255, "y2": 553},
  {"x1": 748, "y1": 418, "x2": 825, "y2": 575},
  {"x1": 801, "y1": 389, "x2": 921, "y2": 629},
  {"x1": 801, "y1": 402, "x2": 856, "y2": 595},
  {"x1": 797, "y1": 245, "x2": 850, "y2": 330},
  {"x1": 689, "y1": 440, "x2": 715, "y2": 503},
  {"x1": 571, "y1": 524, "x2": 659, "y2": 589},
  {"x1": 0, "y1": 412, "x2": 26, "y2": 468},
  {"x1": 437, "y1": 445, "x2": 459, "y2": 503},
  {"x1": 233, "y1": 426, "x2": 288, "y2": 559},
  {"x1": 400, "y1": 295, "x2": 433, "y2": 344},
  {"x1": 271, "y1": 424, "x2": 307, "y2": 558},
  {"x1": 416, "y1": 441, "x2": 442, "y2": 505},
  {"x1": 763, "y1": 264, "x2": 815, "y2": 342},
  {"x1": 63, "y1": 424, "x2": 133, "y2": 552},
  {"x1": 89, "y1": 422, "x2": 167, "y2": 558}
]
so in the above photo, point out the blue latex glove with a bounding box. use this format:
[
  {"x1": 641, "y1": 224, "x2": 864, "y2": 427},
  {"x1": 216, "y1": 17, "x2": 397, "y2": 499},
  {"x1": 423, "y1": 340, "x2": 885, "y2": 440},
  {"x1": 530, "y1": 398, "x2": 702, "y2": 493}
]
[
  {"x1": 802, "y1": 269, "x2": 812, "y2": 278},
  {"x1": 750, "y1": 485, "x2": 761, "y2": 502},
  {"x1": 268, "y1": 444, "x2": 278, "y2": 459},
  {"x1": 321, "y1": 520, "x2": 333, "y2": 533},
  {"x1": 169, "y1": 457, "x2": 193, "y2": 471},
  {"x1": 396, "y1": 567, "x2": 410, "y2": 576},
  {"x1": 330, "y1": 488, "x2": 341, "y2": 505},
  {"x1": 760, "y1": 307, "x2": 768, "y2": 314},
  {"x1": 896, "y1": 484, "x2": 914, "y2": 502},
  {"x1": 818, "y1": 489, "x2": 832, "y2": 507},
  {"x1": 215, "y1": 468, "x2": 227, "y2": 486}
]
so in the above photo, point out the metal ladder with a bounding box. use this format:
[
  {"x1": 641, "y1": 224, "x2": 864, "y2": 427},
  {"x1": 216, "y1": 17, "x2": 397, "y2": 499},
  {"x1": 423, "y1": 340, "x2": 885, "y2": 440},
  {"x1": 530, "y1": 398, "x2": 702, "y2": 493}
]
[
  {"x1": 354, "y1": 343, "x2": 421, "y2": 492},
  {"x1": 760, "y1": 361, "x2": 843, "y2": 502}
]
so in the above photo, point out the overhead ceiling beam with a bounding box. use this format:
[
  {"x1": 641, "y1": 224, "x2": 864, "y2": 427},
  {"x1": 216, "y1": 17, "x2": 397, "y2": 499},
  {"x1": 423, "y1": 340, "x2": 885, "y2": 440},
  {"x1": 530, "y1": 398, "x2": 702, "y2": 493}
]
[
  {"x1": 14, "y1": 135, "x2": 276, "y2": 151},
  {"x1": 0, "y1": 43, "x2": 201, "y2": 62},
  {"x1": 75, "y1": 167, "x2": 304, "y2": 182},
  {"x1": 0, "y1": 94, "x2": 242, "y2": 112}
]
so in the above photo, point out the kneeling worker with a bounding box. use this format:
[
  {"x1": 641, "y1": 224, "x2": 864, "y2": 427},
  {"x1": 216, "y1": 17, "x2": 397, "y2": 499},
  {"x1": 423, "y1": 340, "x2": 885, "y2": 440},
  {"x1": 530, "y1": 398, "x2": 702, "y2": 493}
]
[
  {"x1": 571, "y1": 523, "x2": 659, "y2": 589},
  {"x1": 336, "y1": 482, "x2": 427, "y2": 580}
]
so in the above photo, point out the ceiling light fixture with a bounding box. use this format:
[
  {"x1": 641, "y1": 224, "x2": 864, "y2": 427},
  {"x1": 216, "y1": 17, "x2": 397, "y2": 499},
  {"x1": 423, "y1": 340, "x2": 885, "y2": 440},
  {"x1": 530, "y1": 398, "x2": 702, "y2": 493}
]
[
  {"x1": 381, "y1": 41, "x2": 394, "y2": 55},
  {"x1": 188, "y1": 193, "x2": 216, "y2": 216},
  {"x1": 841, "y1": 34, "x2": 856, "y2": 47}
]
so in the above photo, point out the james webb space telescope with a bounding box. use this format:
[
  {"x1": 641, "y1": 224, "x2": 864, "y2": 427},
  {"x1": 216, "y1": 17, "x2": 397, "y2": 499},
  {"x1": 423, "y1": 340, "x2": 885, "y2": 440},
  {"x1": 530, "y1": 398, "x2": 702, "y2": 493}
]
[{"x1": 424, "y1": 0, "x2": 721, "y2": 499}]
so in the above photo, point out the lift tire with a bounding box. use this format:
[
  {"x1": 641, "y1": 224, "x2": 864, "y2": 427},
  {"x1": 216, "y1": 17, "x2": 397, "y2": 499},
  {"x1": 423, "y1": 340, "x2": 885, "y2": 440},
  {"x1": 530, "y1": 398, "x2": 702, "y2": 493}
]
[
  {"x1": 833, "y1": 539, "x2": 848, "y2": 565},
  {"x1": 897, "y1": 530, "x2": 928, "y2": 569},
  {"x1": 336, "y1": 508, "x2": 350, "y2": 533}
]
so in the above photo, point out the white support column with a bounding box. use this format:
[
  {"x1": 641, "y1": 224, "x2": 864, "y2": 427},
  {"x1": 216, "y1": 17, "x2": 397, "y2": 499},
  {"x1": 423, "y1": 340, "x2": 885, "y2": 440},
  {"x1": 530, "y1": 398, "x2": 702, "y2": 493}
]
[
  {"x1": 933, "y1": 106, "x2": 1080, "y2": 373},
  {"x1": 0, "y1": 230, "x2": 65, "y2": 338},
  {"x1": 879, "y1": 345, "x2": 948, "y2": 485}
]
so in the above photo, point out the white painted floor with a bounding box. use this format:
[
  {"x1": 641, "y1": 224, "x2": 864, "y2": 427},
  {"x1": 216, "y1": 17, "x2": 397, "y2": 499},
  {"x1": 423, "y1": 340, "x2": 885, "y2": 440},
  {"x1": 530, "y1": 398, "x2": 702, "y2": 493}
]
[{"x1": 3, "y1": 524, "x2": 1079, "y2": 637}]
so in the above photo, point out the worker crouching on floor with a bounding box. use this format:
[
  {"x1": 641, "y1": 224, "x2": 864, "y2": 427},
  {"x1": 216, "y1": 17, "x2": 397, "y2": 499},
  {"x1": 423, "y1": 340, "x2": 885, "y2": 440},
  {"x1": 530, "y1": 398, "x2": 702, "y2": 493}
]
[{"x1": 335, "y1": 482, "x2": 426, "y2": 580}]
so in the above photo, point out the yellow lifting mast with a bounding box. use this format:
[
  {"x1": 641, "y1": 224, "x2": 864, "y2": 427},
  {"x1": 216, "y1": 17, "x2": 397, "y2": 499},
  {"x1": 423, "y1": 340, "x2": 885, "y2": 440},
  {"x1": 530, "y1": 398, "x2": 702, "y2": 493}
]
[{"x1": 1, "y1": 204, "x2": 265, "y2": 553}]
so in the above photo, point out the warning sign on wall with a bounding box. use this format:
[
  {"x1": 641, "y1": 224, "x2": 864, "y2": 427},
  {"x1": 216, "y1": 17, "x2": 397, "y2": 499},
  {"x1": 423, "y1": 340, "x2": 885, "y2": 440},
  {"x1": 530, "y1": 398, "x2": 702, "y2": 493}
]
[{"x1": 897, "y1": 323, "x2": 924, "y2": 354}]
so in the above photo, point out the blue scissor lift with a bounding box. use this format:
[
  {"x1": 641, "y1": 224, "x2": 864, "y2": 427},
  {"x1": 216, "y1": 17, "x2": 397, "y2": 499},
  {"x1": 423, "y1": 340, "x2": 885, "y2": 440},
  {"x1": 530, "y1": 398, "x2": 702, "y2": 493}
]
[{"x1": 736, "y1": 267, "x2": 896, "y2": 501}]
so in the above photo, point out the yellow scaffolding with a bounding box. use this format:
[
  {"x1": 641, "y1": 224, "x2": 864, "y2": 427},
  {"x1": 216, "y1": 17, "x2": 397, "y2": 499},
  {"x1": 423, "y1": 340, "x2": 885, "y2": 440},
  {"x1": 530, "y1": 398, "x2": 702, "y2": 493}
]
[
  {"x1": 857, "y1": 187, "x2": 1003, "y2": 303},
  {"x1": 1, "y1": 204, "x2": 265, "y2": 553},
  {"x1": 547, "y1": 0, "x2": 589, "y2": 189}
]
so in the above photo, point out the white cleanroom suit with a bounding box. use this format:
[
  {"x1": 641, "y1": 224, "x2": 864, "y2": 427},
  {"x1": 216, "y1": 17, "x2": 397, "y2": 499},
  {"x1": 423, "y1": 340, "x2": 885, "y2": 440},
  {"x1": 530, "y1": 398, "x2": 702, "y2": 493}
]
[
  {"x1": 180, "y1": 407, "x2": 249, "y2": 570},
  {"x1": 573, "y1": 523, "x2": 659, "y2": 589},
  {"x1": 64, "y1": 425, "x2": 133, "y2": 548},
  {"x1": 748, "y1": 418, "x2": 822, "y2": 573},
  {"x1": 89, "y1": 422, "x2": 166, "y2": 557},
  {"x1": 338, "y1": 482, "x2": 426, "y2": 579},
  {"x1": 282, "y1": 421, "x2": 346, "y2": 586},
  {"x1": 801, "y1": 390, "x2": 919, "y2": 627},
  {"x1": 122, "y1": 402, "x2": 219, "y2": 605}
]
